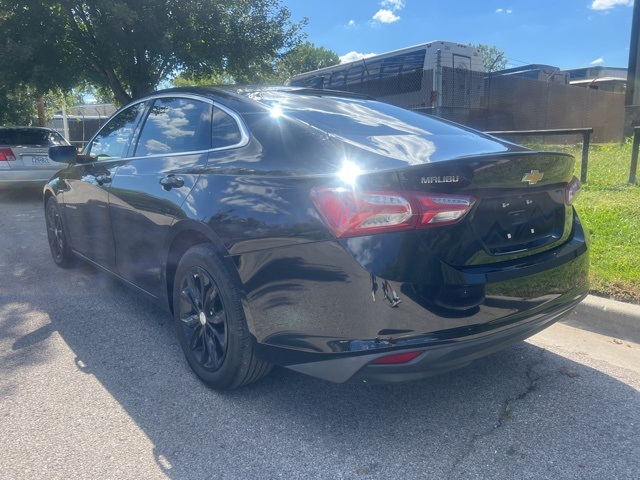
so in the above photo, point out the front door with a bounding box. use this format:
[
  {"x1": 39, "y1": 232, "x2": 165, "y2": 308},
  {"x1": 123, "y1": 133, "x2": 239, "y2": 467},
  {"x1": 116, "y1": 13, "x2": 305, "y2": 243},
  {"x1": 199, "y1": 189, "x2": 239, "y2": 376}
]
[
  {"x1": 108, "y1": 96, "x2": 213, "y2": 297},
  {"x1": 63, "y1": 102, "x2": 145, "y2": 270}
]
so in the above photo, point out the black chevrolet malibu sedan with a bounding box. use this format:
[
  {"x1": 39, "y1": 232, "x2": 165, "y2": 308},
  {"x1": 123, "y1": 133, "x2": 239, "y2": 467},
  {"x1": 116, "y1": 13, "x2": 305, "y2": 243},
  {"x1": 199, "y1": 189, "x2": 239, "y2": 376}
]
[{"x1": 44, "y1": 87, "x2": 588, "y2": 389}]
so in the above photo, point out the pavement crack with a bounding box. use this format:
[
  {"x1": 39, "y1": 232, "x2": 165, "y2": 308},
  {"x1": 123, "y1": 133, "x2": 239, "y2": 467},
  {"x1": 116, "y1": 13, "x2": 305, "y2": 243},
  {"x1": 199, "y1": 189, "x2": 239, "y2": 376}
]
[
  {"x1": 447, "y1": 349, "x2": 547, "y2": 479},
  {"x1": 496, "y1": 349, "x2": 545, "y2": 428}
]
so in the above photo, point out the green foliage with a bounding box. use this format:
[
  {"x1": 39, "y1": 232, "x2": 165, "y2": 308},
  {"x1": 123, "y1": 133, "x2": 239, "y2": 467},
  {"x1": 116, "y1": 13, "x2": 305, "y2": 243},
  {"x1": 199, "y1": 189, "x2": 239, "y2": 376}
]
[
  {"x1": 170, "y1": 41, "x2": 339, "y2": 87},
  {"x1": 470, "y1": 43, "x2": 508, "y2": 72},
  {"x1": 0, "y1": 0, "x2": 307, "y2": 105},
  {"x1": 538, "y1": 141, "x2": 640, "y2": 303},
  {"x1": 171, "y1": 72, "x2": 236, "y2": 88},
  {"x1": 0, "y1": 85, "x2": 93, "y2": 126},
  {"x1": 0, "y1": 85, "x2": 38, "y2": 125},
  {"x1": 276, "y1": 41, "x2": 340, "y2": 82},
  {"x1": 0, "y1": 1, "x2": 82, "y2": 95}
]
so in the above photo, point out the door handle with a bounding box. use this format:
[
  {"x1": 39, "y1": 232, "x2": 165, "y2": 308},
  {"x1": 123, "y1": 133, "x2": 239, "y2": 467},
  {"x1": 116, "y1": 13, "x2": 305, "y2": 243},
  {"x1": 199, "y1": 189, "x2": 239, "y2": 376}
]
[
  {"x1": 95, "y1": 174, "x2": 112, "y2": 185},
  {"x1": 160, "y1": 174, "x2": 185, "y2": 190}
]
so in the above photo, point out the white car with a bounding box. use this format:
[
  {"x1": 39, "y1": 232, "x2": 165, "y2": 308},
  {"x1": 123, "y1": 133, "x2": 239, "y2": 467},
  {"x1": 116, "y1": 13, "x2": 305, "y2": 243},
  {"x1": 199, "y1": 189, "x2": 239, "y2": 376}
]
[{"x1": 0, "y1": 127, "x2": 70, "y2": 187}]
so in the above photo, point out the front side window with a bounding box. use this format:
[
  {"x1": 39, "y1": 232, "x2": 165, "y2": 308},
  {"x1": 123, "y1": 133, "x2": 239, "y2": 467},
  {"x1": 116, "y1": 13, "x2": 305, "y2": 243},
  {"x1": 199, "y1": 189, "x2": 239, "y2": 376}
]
[
  {"x1": 135, "y1": 97, "x2": 213, "y2": 156},
  {"x1": 87, "y1": 103, "x2": 144, "y2": 159}
]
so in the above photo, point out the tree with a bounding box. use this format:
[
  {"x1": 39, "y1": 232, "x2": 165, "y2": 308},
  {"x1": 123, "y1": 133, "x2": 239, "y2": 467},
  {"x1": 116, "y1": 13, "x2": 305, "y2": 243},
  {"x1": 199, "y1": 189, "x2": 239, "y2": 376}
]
[
  {"x1": 171, "y1": 41, "x2": 339, "y2": 86},
  {"x1": 0, "y1": 0, "x2": 307, "y2": 106},
  {"x1": 171, "y1": 71, "x2": 237, "y2": 88},
  {"x1": 469, "y1": 43, "x2": 508, "y2": 72},
  {"x1": 0, "y1": 85, "x2": 89, "y2": 126},
  {"x1": 0, "y1": 86, "x2": 38, "y2": 125},
  {"x1": 276, "y1": 42, "x2": 340, "y2": 81}
]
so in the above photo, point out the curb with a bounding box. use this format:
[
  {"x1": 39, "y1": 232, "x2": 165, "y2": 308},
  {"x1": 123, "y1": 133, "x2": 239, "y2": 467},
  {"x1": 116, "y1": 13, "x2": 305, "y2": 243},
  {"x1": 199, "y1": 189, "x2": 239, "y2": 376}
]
[{"x1": 563, "y1": 295, "x2": 640, "y2": 343}]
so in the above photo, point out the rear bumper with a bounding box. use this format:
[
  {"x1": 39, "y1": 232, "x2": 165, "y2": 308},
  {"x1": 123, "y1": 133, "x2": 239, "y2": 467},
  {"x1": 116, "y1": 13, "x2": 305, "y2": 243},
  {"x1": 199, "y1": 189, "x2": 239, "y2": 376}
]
[
  {"x1": 238, "y1": 209, "x2": 588, "y2": 383},
  {"x1": 0, "y1": 169, "x2": 58, "y2": 186},
  {"x1": 285, "y1": 293, "x2": 584, "y2": 383}
]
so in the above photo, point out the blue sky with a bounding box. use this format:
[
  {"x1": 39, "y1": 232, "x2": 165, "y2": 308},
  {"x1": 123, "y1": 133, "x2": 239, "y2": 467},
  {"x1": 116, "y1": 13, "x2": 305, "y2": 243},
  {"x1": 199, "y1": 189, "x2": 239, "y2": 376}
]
[{"x1": 282, "y1": 0, "x2": 634, "y2": 70}]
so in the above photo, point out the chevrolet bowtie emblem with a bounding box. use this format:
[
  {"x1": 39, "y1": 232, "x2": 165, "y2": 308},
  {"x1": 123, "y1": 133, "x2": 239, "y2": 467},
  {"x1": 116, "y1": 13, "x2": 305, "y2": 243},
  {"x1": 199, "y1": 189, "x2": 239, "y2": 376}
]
[{"x1": 522, "y1": 170, "x2": 544, "y2": 185}]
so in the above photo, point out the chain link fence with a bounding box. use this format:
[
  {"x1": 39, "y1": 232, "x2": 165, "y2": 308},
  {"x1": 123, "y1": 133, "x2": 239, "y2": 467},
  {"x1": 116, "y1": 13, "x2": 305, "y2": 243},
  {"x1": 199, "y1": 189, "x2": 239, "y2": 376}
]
[{"x1": 295, "y1": 51, "x2": 625, "y2": 144}]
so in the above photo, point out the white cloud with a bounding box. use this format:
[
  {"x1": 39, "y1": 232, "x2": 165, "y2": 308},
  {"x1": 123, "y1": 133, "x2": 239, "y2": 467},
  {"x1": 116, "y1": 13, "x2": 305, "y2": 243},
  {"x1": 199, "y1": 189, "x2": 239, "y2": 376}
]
[
  {"x1": 347, "y1": 19, "x2": 356, "y2": 26},
  {"x1": 340, "y1": 51, "x2": 378, "y2": 64},
  {"x1": 496, "y1": 8, "x2": 504, "y2": 13},
  {"x1": 590, "y1": 0, "x2": 633, "y2": 10},
  {"x1": 590, "y1": 57, "x2": 605, "y2": 65},
  {"x1": 371, "y1": 0, "x2": 405, "y2": 24},
  {"x1": 382, "y1": 0, "x2": 405, "y2": 10},
  {"x1": 373, "y1": 8, "x2": 400, "y2": 23},
  {"x1": 496, "y1": 8, "x2": 513, "y2": 13}
]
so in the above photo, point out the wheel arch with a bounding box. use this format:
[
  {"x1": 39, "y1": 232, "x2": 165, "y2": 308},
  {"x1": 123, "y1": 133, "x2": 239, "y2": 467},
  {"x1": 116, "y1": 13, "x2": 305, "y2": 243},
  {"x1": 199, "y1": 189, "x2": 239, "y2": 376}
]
[
  {"x1": 42, "y1": 186, "x2": 55, "y2": 211},
  {"x1": 162, "y1": 220, "x2": 252, "y2": 330}
]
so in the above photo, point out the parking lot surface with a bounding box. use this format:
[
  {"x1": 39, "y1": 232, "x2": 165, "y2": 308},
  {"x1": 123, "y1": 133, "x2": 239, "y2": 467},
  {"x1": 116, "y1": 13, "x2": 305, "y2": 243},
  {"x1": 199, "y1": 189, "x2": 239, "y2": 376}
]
[{"x1": 1, "y1": 188, "x2": 638, "y2": 479}]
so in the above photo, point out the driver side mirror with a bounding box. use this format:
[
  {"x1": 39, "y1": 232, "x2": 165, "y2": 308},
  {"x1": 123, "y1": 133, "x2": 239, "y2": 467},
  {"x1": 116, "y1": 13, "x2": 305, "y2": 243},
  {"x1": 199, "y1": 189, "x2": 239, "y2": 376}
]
[{"x1": 49, "y1": 145, "x2": 85, "y2": 164}]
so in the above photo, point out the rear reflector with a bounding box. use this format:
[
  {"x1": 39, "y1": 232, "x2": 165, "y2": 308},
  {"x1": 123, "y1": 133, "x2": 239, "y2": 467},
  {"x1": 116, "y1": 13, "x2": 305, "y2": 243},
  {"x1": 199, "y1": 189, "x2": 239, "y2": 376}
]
[
  {"x1": 311, "y1": 187, "x2": 475, "y2": 238},
  {"x1": 372, "y1": 351, "x2": 422, "y2": 365},
  {"x1": 0, "y1": 148, "x2": 16, "y2": 162},
  {"x1": 565, "y1": 176, "x2": 581, "y2": 205}
]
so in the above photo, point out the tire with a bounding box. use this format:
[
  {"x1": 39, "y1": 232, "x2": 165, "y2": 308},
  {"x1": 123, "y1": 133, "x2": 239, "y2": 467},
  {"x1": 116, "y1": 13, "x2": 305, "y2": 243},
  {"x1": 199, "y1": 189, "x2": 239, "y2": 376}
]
[
  {"x1": 45, "y1": 197, "x2": 76, "y2": 268},
  {"x1": 173, "y1": 244, "x2": 272, "y2": 389}
]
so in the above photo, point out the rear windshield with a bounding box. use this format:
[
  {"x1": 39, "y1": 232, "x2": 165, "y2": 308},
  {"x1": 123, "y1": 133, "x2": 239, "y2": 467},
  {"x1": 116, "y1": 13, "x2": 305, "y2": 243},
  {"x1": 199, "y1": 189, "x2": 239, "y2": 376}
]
[
  {"x1": 0, "y1": 128, "x2": 68, "y2": 146},
  {"x1": 245, "y1": 90, "x2": 471, "y2": 137}
]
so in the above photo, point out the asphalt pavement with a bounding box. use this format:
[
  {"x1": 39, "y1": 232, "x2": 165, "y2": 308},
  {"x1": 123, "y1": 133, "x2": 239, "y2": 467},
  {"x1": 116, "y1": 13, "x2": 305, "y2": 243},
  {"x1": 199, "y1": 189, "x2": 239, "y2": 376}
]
[{"x1": 0, "y1": 187, "x2": 638, "y2": 480}]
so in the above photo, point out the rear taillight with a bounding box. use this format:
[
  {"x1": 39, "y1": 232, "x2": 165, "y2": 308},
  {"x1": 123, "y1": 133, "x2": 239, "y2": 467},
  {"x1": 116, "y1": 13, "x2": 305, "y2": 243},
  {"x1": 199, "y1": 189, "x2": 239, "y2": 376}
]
[
  {"x1": 311, "y1": 187, "x2": 476, "y2": 238},
  {"x1": 0, "y1": 148, "x2": 16, "y2": 161},
  {"x1": 565, "y1": 176, "x2": 581, "y2": 205},
  {"x1": 372, "y1": 351, "x2": 422, "y2": 365},
  {"x1": 413, "y1": 194, "x2": 476, "y2": 227}
]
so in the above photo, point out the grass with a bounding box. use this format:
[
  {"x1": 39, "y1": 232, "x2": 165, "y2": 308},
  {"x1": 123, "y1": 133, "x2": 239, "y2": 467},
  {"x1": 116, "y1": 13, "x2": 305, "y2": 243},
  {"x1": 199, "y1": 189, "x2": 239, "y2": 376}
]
[{"x1": 533, "y1": 140, "x2": 640, "y2": 304}]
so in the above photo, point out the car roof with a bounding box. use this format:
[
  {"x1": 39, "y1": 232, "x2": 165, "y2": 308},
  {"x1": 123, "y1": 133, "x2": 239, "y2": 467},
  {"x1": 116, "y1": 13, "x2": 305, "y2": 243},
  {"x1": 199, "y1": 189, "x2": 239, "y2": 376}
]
[
  {"x1": 151, "y1": 85, "x2": 372, "y2": 112},
  {"x1": 0, "y1": 126, "x2": 58, "y2": 131}
]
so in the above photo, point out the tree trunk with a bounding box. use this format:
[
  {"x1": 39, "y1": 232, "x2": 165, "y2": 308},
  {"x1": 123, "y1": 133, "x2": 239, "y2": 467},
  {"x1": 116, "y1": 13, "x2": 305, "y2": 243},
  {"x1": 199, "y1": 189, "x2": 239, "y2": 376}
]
[{"x1": 37, "y1": 97, "x2": 46, "y2": 127}]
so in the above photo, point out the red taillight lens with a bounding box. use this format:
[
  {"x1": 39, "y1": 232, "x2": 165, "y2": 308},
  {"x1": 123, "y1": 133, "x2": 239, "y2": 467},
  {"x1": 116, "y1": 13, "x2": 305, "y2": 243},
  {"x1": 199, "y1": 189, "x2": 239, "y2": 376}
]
[
  {"x1": 311, "y1": 188, "x2": 414, "y2": 237},
  {"x1": 565, "y1": 176, "x2": 581, "y2": 205},
  {"x1": 372, "y1": 351, "x2": 422, "y2": 365},
  {"x1": 413, "y1": 194, "x2": 477, "y2": 227},
  {"x1": 0, "y1": 148, "x2": 16, "y2": 161},
  {"x1": 311, "y1": 187, "x2": 475, "y2": 238}
]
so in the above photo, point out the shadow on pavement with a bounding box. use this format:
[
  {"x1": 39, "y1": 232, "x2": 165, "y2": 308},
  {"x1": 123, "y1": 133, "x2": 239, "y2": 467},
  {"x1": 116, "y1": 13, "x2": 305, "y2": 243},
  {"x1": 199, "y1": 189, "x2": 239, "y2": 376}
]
[{"x1": 1, "y1": 191, "x2": 638, "y2": 479}]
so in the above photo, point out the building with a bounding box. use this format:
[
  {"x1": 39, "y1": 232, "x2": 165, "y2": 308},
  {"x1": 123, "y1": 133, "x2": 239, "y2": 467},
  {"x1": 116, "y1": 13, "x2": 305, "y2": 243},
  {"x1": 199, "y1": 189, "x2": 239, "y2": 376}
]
[
  {"x1": 48, "y1": 104, "x2": 117, "y2": 147},
  {"x1": 565, "y1": 66, "x2": 627, "y2": 94}
]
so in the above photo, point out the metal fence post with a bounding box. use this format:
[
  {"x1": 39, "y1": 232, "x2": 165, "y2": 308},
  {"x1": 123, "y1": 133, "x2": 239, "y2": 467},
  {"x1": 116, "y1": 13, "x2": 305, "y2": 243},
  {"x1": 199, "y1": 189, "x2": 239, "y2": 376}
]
[
  {"x1": 435, "y1": 49, "x2": 442, "y2": 117},
  {"x1": 630, "y1": 126, "x2": 640, "y2": 184},
  {"x1": 581, "y1": 130, "x2": 591, "y2": 184}
]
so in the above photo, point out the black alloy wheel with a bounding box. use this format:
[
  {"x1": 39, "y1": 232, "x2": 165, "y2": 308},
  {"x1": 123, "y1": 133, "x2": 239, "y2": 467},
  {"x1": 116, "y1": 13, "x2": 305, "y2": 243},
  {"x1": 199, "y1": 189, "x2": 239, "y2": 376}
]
[
  {"x1": 45, "y1": 197, "x2": 75, "y2": 268},
  {"x1": 173, "y1": 245, "x2": 272, "y2": 389},
  {"x1": 177, "y1": 266, "x2": 228, "y2": 371}
]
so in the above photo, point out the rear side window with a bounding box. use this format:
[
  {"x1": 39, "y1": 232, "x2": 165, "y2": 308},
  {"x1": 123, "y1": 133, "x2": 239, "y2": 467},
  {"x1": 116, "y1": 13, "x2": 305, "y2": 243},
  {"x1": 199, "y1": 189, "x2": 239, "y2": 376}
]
[
  {"x1": 212, "y1": 108, "x2": 242, "y2": 149},
  {"x1": 0, "y1": 128, "x2": 67, "y2": 146},
  {"x1": 135, "y1": 97, "x2": 212, "y2": 156}
]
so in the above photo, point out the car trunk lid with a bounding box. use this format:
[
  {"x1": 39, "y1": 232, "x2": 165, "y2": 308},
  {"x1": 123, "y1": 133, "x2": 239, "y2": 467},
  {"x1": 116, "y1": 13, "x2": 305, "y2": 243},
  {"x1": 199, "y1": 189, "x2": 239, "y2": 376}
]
[
  {"x1": 395, "y1": 152, "x2": 577, "y2": 265},
  {"x1": 13, "y1": 146, "x2": 54, "y2": 169}
]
